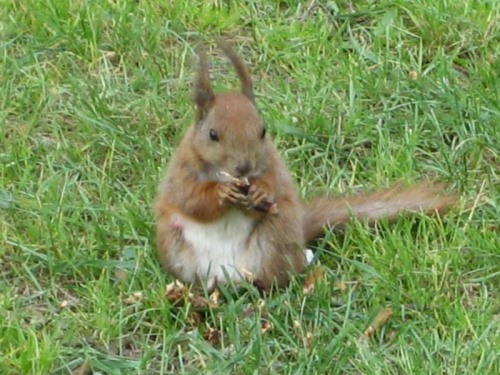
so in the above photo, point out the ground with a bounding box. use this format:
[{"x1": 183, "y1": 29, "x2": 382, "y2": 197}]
[{"x1": 1, "y1": 0, "x2": 499, "y2": 373}]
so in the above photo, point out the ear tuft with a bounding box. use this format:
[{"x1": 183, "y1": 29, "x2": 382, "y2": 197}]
[
  {"x1": 193, "y1": 45, "x2": 215, "y2": 122},
  {"x1": 216, "y1": 37, "x2": 255, "y2": 103}
]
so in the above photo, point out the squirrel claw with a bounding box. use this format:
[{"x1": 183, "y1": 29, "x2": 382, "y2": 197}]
[
  {"x1": 248, "y1": 185, "x2": 268, "y2": 206},
  {"x1": 217, "y1": 182, "x2": 248, "y2": 207},
  {"x1": 247, "y1": 185, "x2": 277, "y2": 214}
]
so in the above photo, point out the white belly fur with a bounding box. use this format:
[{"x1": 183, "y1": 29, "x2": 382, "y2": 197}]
[{"x1": 180, "y1": 210, "x2": 258, "y2": 285}]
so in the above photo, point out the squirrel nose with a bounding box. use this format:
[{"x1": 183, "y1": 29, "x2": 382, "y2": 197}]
[{"x1": 235, "y1": 161, "x2": 251, "y2": 177}]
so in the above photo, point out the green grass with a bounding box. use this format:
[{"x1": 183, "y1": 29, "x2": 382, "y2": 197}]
[{"x1": 1, "y1": 0, "x2": 499, "y2": 373}]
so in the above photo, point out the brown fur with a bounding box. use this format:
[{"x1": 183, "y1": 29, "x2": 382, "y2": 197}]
[
  {"x1": 216, "y1": 38, "x2": 254, "y2": 102},
  {"x1": 155, "y1": 41, "x2": 459, "y2": 289},
  {"x1": 303, "y1": 182, "x2": 458, "y2": 241},
  {"x1": 193, "y1": 46, "x2": 215, "y2": 122}
]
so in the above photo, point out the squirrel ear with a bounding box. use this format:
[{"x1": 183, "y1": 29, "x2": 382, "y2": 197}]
[
  {"x1": 193, "y1": 45, "x2": 215, "y2": 122},
  {"x1": 216, "y1": 38, "x2": 255, "y2": 103}
]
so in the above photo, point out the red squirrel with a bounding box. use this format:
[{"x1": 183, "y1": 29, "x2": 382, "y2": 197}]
[{"x1": 154, "y1": 40, "x2": 458, "y2": 290}]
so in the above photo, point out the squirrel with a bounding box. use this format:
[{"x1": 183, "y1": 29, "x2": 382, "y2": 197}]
[{"x1": 154, "y1": 40, "x2": 458, "y2": 290}]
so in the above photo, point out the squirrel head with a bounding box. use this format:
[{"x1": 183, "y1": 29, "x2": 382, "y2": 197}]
[{"x1": 189, "y1": 40, "x2": 272, "y2": 179}]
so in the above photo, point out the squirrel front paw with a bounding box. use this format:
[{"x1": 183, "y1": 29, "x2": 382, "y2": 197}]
[
  {"x1": 217, "y1": 182, "x2": 248, "y2": 207},
  {"x1": 248, "y1": 184, "x2": 272, "y2": 207},
  {"x1": 247, "y1": 185, "x2": 278, "y2": 215}
]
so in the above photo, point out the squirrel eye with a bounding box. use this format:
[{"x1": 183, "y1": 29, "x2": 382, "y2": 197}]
[
  {"x1": 209, "y1": 129, "x2": 219, "y2": 142},
  {"x1": 261, "y1": 127, "x2": 266, "y2": 139}
]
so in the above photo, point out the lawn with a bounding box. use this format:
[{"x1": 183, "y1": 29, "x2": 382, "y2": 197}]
[{"x1": 1, "y1": 0, "x2": 499, "y2": 373}]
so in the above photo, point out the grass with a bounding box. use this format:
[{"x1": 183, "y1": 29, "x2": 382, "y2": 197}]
[{"x1": 1, "y1": 0, "x2": 499, "y2": 373}]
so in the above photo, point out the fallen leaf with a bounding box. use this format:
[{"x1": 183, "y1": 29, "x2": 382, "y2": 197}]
[
  {"x1": 189, "y1": 293, "x2": 216, "y2": 308},
  {"x1": 209, "y1": 288, "x2": 220, "y2": 306},
  {"x1": 124, "y1": 291, "x2": 143, "y2": 305},
  {"x1": 124, "y1": 293, "x2": 142, "y2": 305},
  {"x1": 303, "y1": 264, "x2": 325, "y2": 294},
  {"x1": 204, "y1": 323, "x2": 221, "y2": 345},
  {"x1": 364, "y1": 308, "x2": 393, "y2": 337},
  {"x1": 166, "y1": 280, "x2": 185, "y2": 294},
  {"x1": 334, "y1": 280, "x2": 347, "y2": 291},
  {"x1": 165, "y1": 280, "x2": 187, "y2": 305},
  {"x1": 188, "y1": 311, "x2": 202, "y2": 327},
  {"x1": 261, "y1": 319, "x2": 273, "y2": 333}
]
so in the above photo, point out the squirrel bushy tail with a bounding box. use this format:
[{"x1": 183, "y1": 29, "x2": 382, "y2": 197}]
[{"x1": 303, "y1": 182, "x2": 458, "y2": 242}]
